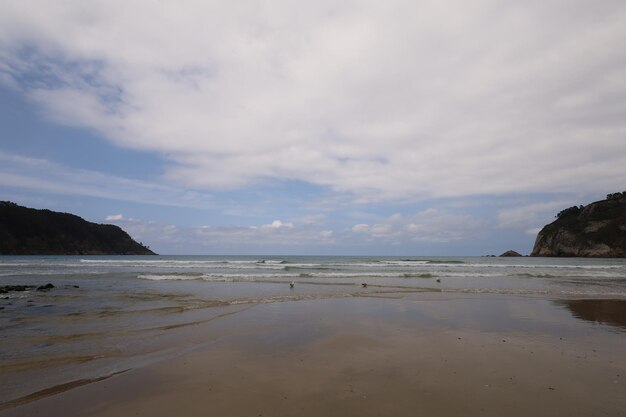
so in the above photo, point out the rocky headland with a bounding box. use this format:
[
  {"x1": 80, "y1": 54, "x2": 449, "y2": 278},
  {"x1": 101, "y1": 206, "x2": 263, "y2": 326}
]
[
  {"x1": 0, "y1": 201, "x2": 155, "y2": 255},
  {"x1": 531, "y1": 192, "x2": 626, "y2": 257},
  {"x1": 500, "y1": 250, "x2": 523, "y2": 257}
]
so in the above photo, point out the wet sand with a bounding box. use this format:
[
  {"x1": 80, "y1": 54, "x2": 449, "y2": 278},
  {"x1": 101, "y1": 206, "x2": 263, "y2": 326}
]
[{"x1": 2, "y1": 293, "x2": 625, "y2": 417}]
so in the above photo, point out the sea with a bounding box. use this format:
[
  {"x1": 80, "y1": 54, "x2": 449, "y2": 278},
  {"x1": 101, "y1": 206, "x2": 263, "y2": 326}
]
[{"x1": 2, "y1": 255, "x2": 626, "y2": 405}]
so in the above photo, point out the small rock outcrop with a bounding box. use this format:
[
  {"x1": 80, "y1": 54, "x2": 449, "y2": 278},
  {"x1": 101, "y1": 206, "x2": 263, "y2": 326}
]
[
  {"x1": 531, "y1": 193, "x2": 626, "y2": 257},
  {"x1": 0, "y1": 283, "x2": 55, "y2": 293},
  {"x1": 500, "y1": 250, "x2": 522, "y2": 257},
  {"x1": 0, "y1": 201, "x2": 156, "y2": 255}
]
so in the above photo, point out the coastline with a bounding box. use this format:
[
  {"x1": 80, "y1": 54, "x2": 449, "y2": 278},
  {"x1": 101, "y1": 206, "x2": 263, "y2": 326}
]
[{"x1": 2, "y1": 292, "x2": 625, "y2": 417}]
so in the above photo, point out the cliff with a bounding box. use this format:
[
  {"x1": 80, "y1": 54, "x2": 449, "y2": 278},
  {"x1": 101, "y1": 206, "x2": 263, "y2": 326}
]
[
  {"x1": 0, "y1": 201, "x2": 156, "y2": 255},
  {"x1": 531, "y1": 193, "x2": 626, "y2": 257}
]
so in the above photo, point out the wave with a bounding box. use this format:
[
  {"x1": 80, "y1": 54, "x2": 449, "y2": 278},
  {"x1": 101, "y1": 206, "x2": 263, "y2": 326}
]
[
  {"x1": 256, "y1": 259, "x2": 287, "y2": 264},
  {"x1": 513, "y1": 273, "x2": 557, "y2": 278},
  {"x1": 402, "y1": 273, "x2": 435, "y2": 278},
  {"x1": 282, "y1": 261, "x2": 459, "y2": 269},
  {"x1": 77, "y1": 259, "x2": 287, "y2": 270},
  {"x1": 135, "y1": 271, "x2": 514, "y2": 281},
  {"x1": 137, "y1": 271, "x2": 425, "y2": 281},
  {"x1": 137, "y1": 273, "x2": 295, "y2": 282},
  {"x1": 467, "y1": 263, "x2": 626, "y2": 270},
  {"x1": 136, "y1": 274, "x2": 205, "y2": 281},
  {"x1": 80, "y1": 259, "x2": 265, "y2": 265},
  {"x1": 134, "y1": 272, "x2": 626, "y2": 298},
  {"x1": 425, "y1": 260, "x2": 467, "y2": 264},
  {"x1": 135, "y1": 269, "x2": 625, "y2": 282}
]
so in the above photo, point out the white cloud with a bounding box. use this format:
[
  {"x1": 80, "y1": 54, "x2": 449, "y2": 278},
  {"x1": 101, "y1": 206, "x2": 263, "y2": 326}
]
[
  {"x1": 197, "y1": 224, "x2": 335, "y2": 248},
  {"x1": 350, "y1": 209, "x2": 486, "y2": 243},
  {"x1": 351, "y1": 224, "x2": 370, "y2": 233},
  {"x1": 1, "y1": 1, "x2": 626, "y2": 202},
  {"x1": 404, "y1": 209, "x2": 487, "y2": 243},
  {"x1": 526, "y1": 227, "x2": 542, "y2": 236},
  {"x1": 97, "y1": 208, "x2": 482, "y2": 253},
  {"x1": 0, "y1": 151, "x2": 216, "y2": 208},
  {"x1": 295, "y1": 214, "x2": 328, "y2": 225},
  {"x1": 319, "y1": 230, "x2": 334, "y2": 238},
  {"x1": 370, "y1": 223, "x2": 394, "y2": 237},
  {"x1": 497, "y1": 200, "x2": 573, "y2": 230},
  {"x1": 105, "y1": 213, "x2": 124, "y2": 221},
  {"x1": 262, "y1": 219, "x2": 294, "y2": 229}
]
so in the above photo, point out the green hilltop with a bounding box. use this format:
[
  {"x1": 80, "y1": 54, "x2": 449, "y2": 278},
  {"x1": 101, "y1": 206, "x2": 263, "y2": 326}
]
[{"x1": 0, "y1": 201, "x2": 155, "y2": 255}]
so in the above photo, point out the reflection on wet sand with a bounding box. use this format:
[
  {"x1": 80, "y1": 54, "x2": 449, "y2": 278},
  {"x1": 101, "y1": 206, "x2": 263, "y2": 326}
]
[{"x1": 557, "y1": 299, "x2": 626, "y2": 330}]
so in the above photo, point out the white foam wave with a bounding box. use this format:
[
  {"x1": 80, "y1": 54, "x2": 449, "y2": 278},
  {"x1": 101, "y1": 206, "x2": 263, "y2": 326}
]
[
  {"x1": 258, "y1": 259, "x2": 286, "y2": 264},
  {"x1": 136, "y1": 274, "x2": 204, "y2": 281},
  {"x1": 137, "y1": 271, "x2": 441, "y2": 281},
  {"x1": 377, "y1": 260, "x2": 430, "y2": 266},
  {"x1": 77, "y1": 259, "x2": 287, "y2": 270},
  {"x1": 467, "y1": 263, "x2": 626, "y2": 270}
]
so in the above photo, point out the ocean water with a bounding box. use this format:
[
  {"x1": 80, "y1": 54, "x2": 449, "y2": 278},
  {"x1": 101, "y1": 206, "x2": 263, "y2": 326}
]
[
  {"x1": 2, "y1": 255, "x2": 626, "y2": 405},
  {"x1": 3, "y1": 255, "x2": 625, "y2": 297}
]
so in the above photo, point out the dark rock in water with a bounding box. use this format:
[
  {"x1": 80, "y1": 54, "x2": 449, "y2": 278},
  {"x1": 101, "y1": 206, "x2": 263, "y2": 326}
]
[
  {"x1": 0, "y1": 283, "x2": 80, "y2": 294},
  {"x1": 0, "y1": 285, "x2": 35, "y2": 294},
  {"x1": 531, "y1": 192, "x2": 626, "y2": 257},
  {"x1": 37, "y1": 283, "x2": 55, "y2": 291},
  {"x1": 500, "y1": 250, "x2": 522, "y2": 257},
  {"x1": 0, "y1": 201, "x2": 156, "y2": 255}
]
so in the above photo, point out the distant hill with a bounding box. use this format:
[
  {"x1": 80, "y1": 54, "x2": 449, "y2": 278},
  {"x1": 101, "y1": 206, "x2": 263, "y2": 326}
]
[
  {"x1": 500, "y1": 250, "x2": 522, "y2": 257},
  {"x1": 0, "y1": 201, "x2": 156, "y2": 255},
  {"x1": 531, "y1": 193, "x2": 626, "y2": 257}
]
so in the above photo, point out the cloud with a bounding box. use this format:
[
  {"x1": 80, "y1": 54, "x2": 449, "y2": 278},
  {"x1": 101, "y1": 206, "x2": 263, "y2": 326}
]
[
  {"x1": 113, "y1": 205, "x2": 491, "y2": 253},
  {"x1": 105, "y1": 213, "x2": 124, "y2": 221},
  {"x1": 295, "y1": 214, "x2": 328, "y2": 225},
  {"x1": 109, "y1": 217, "x2": 335, "y2": 253},
  {"x1": 1, "y1": 1, "x2": 626, "y2": 202},
  {"x1": 497, "y1": 200, "x2": 573, "y2": 230},
  {"x1": 261, "y1": 219, "x2": 294, "y2": 229},
  {"x1": 105, "y1": 217, "x2": 178, "y2": 247},
  {"x1": 405, "y1": 209, "x2": 487, "y2": 243},
  {"x1": 526, "y1": 227, "x2": 542, "y2": 236},
  {"x1": 351, "y1": 224, "x2": 370, "y2": 233},
  {"x1": 350, "y1": 209, "x2": 486, "y2": 243},
  {"x1": 99, "y1": 207, "x2": 485, "y2": 253},
  {"x1": 0, "y1": 151, "x2": 216, "y2": 208}
]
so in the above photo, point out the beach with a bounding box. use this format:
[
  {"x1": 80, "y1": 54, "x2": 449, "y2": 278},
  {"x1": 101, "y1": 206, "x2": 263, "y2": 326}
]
[{"x1": 1, "y1": 256, "x2": 625, "y2": 416}]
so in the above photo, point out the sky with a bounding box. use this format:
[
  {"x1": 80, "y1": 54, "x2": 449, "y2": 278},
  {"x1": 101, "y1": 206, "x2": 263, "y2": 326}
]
[{"x1": 1, "y1": 0, "x2": 625, "y2": 255}]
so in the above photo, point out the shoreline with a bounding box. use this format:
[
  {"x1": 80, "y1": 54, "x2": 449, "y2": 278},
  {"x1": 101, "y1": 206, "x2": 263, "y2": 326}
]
[
  {"x1": 2, "y1": 292, "x2": 625, "y2": 417},
  {"x1": 0, "y1": 370, "x2": 130, "y2": 411}
]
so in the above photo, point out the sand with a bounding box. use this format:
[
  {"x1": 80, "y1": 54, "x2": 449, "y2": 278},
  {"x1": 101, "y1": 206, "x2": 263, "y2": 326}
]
[{"x1": 1, "y1": 293, "x2": 625, "y2": 417}]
